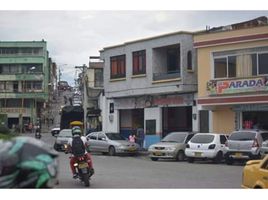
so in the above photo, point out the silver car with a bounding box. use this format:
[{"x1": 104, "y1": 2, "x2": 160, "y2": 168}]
[
  {"x1": 225, "y1": 129, "x2": 268, "y2": 165},
  {"x1": 148, "y1": 132, "x2": 194, "y2": 161},
  {"x1": 53, "y1": 129, "x2": 72, "y2": 151},
  {"x1": 261, "y1": 140, "x2": 268, "y2": 157},
  {"x1": 86, "y1": 132, "x2": 140, "y2": 156}
]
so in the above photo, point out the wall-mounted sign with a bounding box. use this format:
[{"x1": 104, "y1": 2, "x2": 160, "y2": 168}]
[
  {"x1": 207, "y1": 77, "x2": 268, "y2": 95},
  {"x1": 0, "y1": 108, "x2": 26, "y2": 114}
]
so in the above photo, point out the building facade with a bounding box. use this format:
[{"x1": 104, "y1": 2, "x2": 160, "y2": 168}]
[
  {"x1": 85, "y1": 57, "x2": 104, "y2": 132},
  {"x1": 100, "y1": 31, "x2": 197, "y2": 148},
  {"x1": 194, "y1": 16, "x2": 268, "y2": 134},
  {"x1": 0, "y1": 41, "x2": 50, "y2": 130}
]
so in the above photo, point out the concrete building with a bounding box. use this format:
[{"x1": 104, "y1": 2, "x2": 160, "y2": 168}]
[
  {"x1": 85, "y1": 57, "x2": 104, "y2": 132},
  {"x1": 0, "y1": 41, "x2": 51, "y2": 131},
  {"x1": 194, "y1": 16, "x2": 268, "y2": 134},
  {"x1": 100, "y1": 31, "x2": 197, "y2": 148}
]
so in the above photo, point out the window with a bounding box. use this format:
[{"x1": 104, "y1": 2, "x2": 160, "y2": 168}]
[
  {"x1": 213, "y1": 51, "x2": 268, "y2": 79},
  {"x1": 94, "y1": 69, "x2": 103, "y2": 87},
  {"x1": 89, "y1": 133, "x2": 97, "y2": 140},
  {"x1": 25, "y1": 81, "x2": 42, "y2": 91},
  {"x1": 167, "y1": 48, "x2": 180, "y2": 73},
  {"x1": 110, "y1": 55, "x2": 126, "y2": 79},
  {"x1": 187, "y1": 51, "x2": 192, "y2": 70},
  {"x1": 220, "y1": 135, "x2": 227, "y2": 144},
  {"x1": 98, "y1": 133, "x2": 106, "y2": 140},
  {"x1": 145, "y1": 120, "x2": 156, "y2": 135},
  {"x1": 191, "y1": 134, "x2": 214, "y2": 144},
  {"x1": 0, "y1": 64, "x2": 20, "y2": 74},
  {"x1": 132, "y1": 50, "x2": 146, "y2": 75}
]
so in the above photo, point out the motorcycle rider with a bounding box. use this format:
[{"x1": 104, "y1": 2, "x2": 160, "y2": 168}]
[{"x1": 67, "y1": 126, "x2": 94, "y2": 178}]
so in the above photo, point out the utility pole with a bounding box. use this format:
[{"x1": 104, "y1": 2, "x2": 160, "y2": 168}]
[{"x1": 75, "y1": 64, "x2": 87, "y2": 135}]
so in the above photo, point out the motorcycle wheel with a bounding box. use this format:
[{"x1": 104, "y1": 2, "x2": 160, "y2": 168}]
[{"x1": 82, "y1": 174, "x2": 90, "y2": 187}]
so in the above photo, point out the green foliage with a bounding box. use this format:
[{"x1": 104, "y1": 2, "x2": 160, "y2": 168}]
[{"x1": 0, "y1": 125, "x2": 10, "y2": 135}]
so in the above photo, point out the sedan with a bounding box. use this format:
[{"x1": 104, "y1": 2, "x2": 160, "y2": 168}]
[
  {"x1": 185, "y1": 133, "x2": 228, "y2": 163},
  {"x1": 53, "y1": 129, "x2": 72, "y2": 151},
  {"x1": 242, "y1": 155, "x2": 268, "y2": 188},
  {"x1": 261, "y1": 140, "x2": 268, "y2": 157},
  {"x1": 148, "y1": 132, "x2": 194, "y2": 161},
  {"x1": 51, "y1": 127, "x2": 60, "y2": 136},
  {"x1": 86, "y1": 132, "x2": 140, "y2": 156}
]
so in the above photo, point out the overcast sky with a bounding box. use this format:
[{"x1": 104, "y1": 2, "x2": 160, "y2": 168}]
[{"x1": 0, "y1": 10, "x2": 268, "y2": 85}]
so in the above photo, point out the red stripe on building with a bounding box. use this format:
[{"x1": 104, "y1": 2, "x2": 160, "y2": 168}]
[
  {"x1": 194, "y1": 33, "x2": 268, "y2": 48},
  {"x1": 197, "y1": 95, "x2": 268, "y2": 105}
]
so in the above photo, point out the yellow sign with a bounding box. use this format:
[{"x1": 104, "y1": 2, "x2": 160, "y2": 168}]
[{"x1": 0, "y1": 108, "x2": 26, "y2": 114}]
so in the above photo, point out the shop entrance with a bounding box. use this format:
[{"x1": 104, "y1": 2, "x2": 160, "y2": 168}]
[
  {"x1": 242, "y1": 111, "x2": 268, "y2": 129},
  {"x1": 8, "y1": 118, "x2": 19, "y2": 129},
  {"x1": 119, "y1": 109, "x2": 144, "y2": 138},
  {"x1": 162, "y1": 106, "x2": 192, "y2": 138}
]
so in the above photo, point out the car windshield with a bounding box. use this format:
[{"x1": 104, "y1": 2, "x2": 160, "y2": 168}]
[
  {"x1": 190, "y1": 134, "x2": 214, "y2": 144},
  {"x1": 229, "y1": 132, "x2": 256, "y2": 141},
  {"x1": 106, "y1": 133, "x2": 126, "y2": 140},
  {"x1": 58, "y1": 130, "x2": 72, "y2": 137},
  {"x1": 162, "y1": 133, "x2": 187, "y2": 143}
]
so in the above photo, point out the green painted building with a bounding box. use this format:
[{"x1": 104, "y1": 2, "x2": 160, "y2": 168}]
[{"x1": 0, "y1": 41, "x2": 51, "y2": 130}]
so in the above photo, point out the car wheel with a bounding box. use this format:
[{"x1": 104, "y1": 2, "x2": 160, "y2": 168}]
[
  {"x1": 53, "y1": 143, "x2": 59, "y2": 151},
  {"x1": 225, "y1": 157, "x2": 233, "y2": 165},
  {"x1": 188, "y1": 157, "x2": 194, "y2": 163},
  {"x1": 176, "y1": 151, "x2": 185, "y2": 161},
  {"x1": 151, "y1": 157, "x2": 158, "y2": 161},
  {"x1": 108, "y1": 146, "x2": 116, "y2": 156},
  {"x1": 213, "y1": 151, "x2": 223, "y2": 164}
]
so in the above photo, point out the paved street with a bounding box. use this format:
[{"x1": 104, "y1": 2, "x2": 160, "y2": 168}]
[
  {"x1": 25, "y1": 131, "x2": 244, "y2": 189},
  {"x1": 22, "y1": 90, "x2": 244, "y2": 189}
]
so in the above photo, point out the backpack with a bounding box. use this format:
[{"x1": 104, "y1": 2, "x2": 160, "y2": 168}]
[{"x1": 71, "y1": 137, "x2": 85, "y2": 157}]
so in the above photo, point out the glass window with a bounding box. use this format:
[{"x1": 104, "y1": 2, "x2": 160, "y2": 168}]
[
  {"x1": 98, "y1": 133, "x2": 106, "y2": 140},
  {"x1": 229, "y1": 131, "x2": 256, "y2": 141},
  {"x1": 261, "y1": 132, "x2": 268, "y2": 141},
  {"x1": 214, "y1": 58, "x2": 227, "y2": 78},
  {"x1": 228, "y1": 56, "x2": 236, "y2": 77},
  {"x1": 167, "y1": 48, "x2": 180, "y2": 73},
  {"x1": 258, "y1": 53, "x2": 268, "y2": 75},
  {"x1": 58, "y1": 130, "x2": 72, "y2": 137},
  {"x1": 89, "y1": 133, "x2": 97, "y2": 140},
  {"x1": 220, "y1": 135, "x2": 227, "y2": 144},
  {"x1": 161, "y1": 132, "x2": 187, "y2": 143},
  {"x1": 106, "y1": 133, "x2": 125, "y2": 140},
  {"x1": 187, "y1": 51, "x2": 192, "y2": 70},
  {"x1": 190, "y1": 134, "x2": 215, "y2": 144},
  {"x1": 110, "y1": 55, "x2": 126, "y2": 79},
  {"x1": 133, "y1": 50, "x2": 146, "y2": 75}
]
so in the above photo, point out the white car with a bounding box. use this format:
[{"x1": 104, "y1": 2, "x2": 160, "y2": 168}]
[{"x1": 185, "y1": 133, "x2": 228, "y2": 163}]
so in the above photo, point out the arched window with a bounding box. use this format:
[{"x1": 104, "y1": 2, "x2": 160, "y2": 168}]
[{"x1": 187, "y1": 50, "x2": 192, "y2": 70}]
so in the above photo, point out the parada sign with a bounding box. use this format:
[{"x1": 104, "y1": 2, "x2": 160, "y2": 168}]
[{"x1": 207, "y1": 77, "x2": 268, "y2": 95}]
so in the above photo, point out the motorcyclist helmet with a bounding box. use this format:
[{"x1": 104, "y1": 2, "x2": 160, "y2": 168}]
[{"x1": 72, "y1": 128, "x2": 82, "y2": 136}]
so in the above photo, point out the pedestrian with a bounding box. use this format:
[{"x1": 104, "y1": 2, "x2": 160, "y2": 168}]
[
  {"x1": 136, "y1": 128, "x2": 145, "y2": 149},
  {"x1": 129, "y1": 133, "x2": 136, "y2": 143}
]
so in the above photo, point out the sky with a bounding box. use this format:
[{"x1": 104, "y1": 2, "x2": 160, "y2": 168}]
[{"x1": 0, "y1": 10, "x2": 268, "y2": 86}]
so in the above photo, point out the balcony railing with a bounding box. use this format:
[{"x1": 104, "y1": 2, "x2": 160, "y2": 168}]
[{"x1": 153, "y1": 70, "x2": 180, "y2": 81}]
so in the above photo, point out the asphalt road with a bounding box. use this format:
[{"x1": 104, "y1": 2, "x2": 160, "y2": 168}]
[{"x1": 28, "y1": 90, "x2": 244, "y2": 189}]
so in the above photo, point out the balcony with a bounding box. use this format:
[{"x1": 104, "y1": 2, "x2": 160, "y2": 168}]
[{"x1": 153, "y1": 70, "x2": 180, "y2": 82}]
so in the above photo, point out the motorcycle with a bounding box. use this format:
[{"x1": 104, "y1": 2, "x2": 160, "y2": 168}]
[
  {"x1": 0, "y1": 137, "x2": 59, "y2": 188},
  {"x1": 64, "y1": 145, "x2": 94, "y2": 187},
  {"x1": 35, "y1": 131, "x2": 41, "y2": 139}
]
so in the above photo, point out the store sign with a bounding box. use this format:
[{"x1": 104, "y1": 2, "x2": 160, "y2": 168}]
[
  {"x1": 207, "y1": 77, "x2": 268, "y2": 95},
  {"x1": 0, "y1": 108, "x2": 26, "y2": 114}
]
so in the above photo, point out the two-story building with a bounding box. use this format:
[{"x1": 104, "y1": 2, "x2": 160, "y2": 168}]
[
  {"x1": 100, "y1": 31, "x2": 197, "y2": 148},
  {"x1": 194, "y1": 16, "x2": 268, "y2": 133},
  {"x1": 0, "y1": 41, "x2": 50, "y2": 130}
]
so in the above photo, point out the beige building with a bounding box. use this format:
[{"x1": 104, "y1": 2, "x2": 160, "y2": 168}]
[{"x1": 194, "y1": 16, "x2": 268, "y2": 134}]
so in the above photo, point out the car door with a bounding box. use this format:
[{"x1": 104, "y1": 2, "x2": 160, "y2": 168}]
[
  {"x1": 96, "y1": 133, "x2": 109, "y2": 152},
  {"x1": 87, "y1": 133, "x2": 98, "y2": 152},
  {"x1": 220, "y1": 135, "x2": 228, "y2": 154}
]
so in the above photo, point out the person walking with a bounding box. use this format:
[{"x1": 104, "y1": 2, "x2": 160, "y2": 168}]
[{"x1": 129, "y1": 133, "x2": 136, "y2": 143}]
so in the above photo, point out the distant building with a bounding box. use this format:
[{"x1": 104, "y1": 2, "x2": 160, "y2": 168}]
[
  {"x1": 0, "y1": 41, "x2": 52, "y2": 130},
  {"x1": 100, "y1": 31, "x2": 197, "y2": 148}
]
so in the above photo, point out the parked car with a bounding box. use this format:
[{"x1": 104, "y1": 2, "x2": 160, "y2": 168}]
[
  {"x1": 260, "y1": 140, "x2": 268, "y2": 157},
  {"x1": 148, "y1": 132, "x2": 194, "y2": 161},
  {"x1": 225, "y1": 129, "x2": 268, "y2": 165},
  {"x1": 241, "y1": 155, "x2": 268, "y2": 188},
  {"x1": 185, "y1": 133, "x2": 228, "y2": 163},
  {"x1": 86, "y1": 132, "x2": 140, "y2": 156},
  {"x1": 51, "y1": 127, "x2": 60, "y2": 136},
  {"x1": 53, "y1": 129, "x2": 72, "y2": 151}
]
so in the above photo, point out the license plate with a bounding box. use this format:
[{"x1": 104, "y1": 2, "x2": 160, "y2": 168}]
[
  {"x1": 78, "y1": 162, "x2": 88, "y2": 169},
  {"x1": 195, "y1": 152, "x2": 202, "y2": 157},
  {"x1": 235, "y1": 153, "x2": 242, "y2": 157},
  {"x1": 128, "y1": 147, "x2": 136, "y2": 151},
  {"x1": 153, "y1": 151, "x2": 163, "y2": 156}
]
